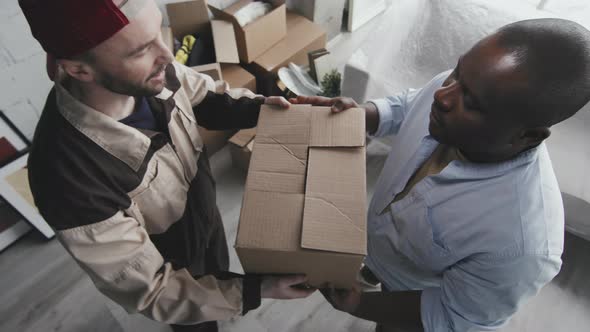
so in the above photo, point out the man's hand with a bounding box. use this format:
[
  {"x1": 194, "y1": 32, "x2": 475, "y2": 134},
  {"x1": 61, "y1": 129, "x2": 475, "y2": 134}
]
[
  {"x1": 320, "y1": 283, "x2": 362, "y2": 314},
  {"x1": 264, "y1": 96, "x2": 291, "y2": 108},
  {"x1": 261, "y1": 274, "x2": 316, "y2": 299},
  {"x1": 289, "y1": 96, "x2": 359, "y2": 113},
  {"x1": 289, "y1": 96, "x2": 379, "y2": 134}
]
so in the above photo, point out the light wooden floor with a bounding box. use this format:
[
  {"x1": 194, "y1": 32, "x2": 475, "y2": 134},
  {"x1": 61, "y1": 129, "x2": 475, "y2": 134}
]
[{"x1": 0, "y1": 139, "x2": 391, "y2": 332}]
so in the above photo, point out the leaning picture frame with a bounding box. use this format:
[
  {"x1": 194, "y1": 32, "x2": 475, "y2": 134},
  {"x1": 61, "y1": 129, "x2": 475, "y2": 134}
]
[
  {"x1": 0, "y1": 111, "x2": 54, "y2": 251},
  {"x1": 0, "y1": 195, "x2": 32, "y2": 252}
]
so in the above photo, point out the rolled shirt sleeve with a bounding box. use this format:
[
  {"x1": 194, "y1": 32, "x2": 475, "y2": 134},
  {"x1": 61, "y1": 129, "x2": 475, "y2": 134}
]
[
  {"x1": 368, "y1": 88, "x2": 420, "y2": 138},
  {"x1": 368, "y1": 70, "x2": 453, "y2": 138},
  {"x1": 420, "y1": 254, "x2": 562, "y2": 332}
]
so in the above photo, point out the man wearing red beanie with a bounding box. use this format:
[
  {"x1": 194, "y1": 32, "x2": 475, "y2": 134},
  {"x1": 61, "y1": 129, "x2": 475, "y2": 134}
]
[{"x1": 19, "y1": 0, "x2": 312, "y2": 331}]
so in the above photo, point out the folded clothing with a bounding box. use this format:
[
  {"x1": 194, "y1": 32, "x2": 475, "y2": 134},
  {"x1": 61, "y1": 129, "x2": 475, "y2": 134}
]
[
  {"x1": 174, "y1": 33, "x2": 216, "y2": 66},
  {"x1": 234, "y1": 1, "x2": 272, "y2": 27}
]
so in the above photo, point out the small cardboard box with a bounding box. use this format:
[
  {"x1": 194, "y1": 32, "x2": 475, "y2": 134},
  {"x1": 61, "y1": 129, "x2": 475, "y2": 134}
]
[
  {"x1": 209, "y1": 0, "x2": 287, "y2": 63},
  {"x1": 221, "y1": 64, "x2": 257, "y2": 93},
  {"x1": 236, "y1": 105, "x2": 367, "y2": 288},
  {"x1": 229, "y1": 128, "x2": 256, "y2": 171},
  {"x1": 166, "y1": 0, "x2": 240, "y2": 66},
  {"x1": 192, "y1": 63, "x2": 223, "y2": 81},
  {"x1": 247, "y1": 12, "x2": 326, "y2": 95},
  {"x1": 192, "y1": 64, "x2": 257, "y2": 156}
]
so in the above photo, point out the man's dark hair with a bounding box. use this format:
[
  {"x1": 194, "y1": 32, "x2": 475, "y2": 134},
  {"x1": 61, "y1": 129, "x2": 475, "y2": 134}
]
[{"x1": 496, "y1": 18, "x2": 590, "y2": 127}]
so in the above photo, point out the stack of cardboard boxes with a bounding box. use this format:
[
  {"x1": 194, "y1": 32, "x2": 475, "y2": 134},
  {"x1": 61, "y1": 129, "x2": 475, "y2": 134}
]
[
  {"x1": 164, "y1": 0, "x2": 327, "y2": 158},
  {"x1": 164, "y1": 0, "x2": 258, "y2": 155}
]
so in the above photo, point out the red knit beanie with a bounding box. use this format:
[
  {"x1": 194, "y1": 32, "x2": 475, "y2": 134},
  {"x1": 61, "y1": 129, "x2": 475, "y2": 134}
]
[{"x1": 19, "y1": 0, "x2": 135, "y2": 59}]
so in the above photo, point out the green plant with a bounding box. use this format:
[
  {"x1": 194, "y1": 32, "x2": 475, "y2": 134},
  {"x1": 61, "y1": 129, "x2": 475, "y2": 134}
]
[{"x1": 320, "y1": 69, "x2": 342, "y2": 98}]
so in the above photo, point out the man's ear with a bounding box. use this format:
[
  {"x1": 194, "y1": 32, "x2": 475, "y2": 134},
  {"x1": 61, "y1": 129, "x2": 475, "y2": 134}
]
[
  {"x1": 516, "y1": 127, "x2": 551, "y2": 148},
  {"x1": 57, "y1": 59, "x2": 95, "y2": 82}
]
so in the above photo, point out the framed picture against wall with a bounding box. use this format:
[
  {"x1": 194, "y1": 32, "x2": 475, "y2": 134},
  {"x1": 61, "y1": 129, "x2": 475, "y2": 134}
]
[
  {"x1": 0, "y1": 195, "x2": 32, "y2": 252},
  {"x1": 0, "y1": 111, "x2": 30, "y2": 167},
  {"x1": 0, "y1": 111, "x2": 54, "y2": 250}
]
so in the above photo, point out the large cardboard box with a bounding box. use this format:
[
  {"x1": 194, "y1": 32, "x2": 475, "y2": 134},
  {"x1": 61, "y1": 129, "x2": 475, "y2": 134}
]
[
  {"x1": 247, "y1": 12, "x2": 326, "y2": 95},
  {"x1": 236, "y1": 105, "x2": 367, "y2": 288},
  {"x1": 209, "y1": 0, "x2": 287, "y2": 64},
  {"x1": 166, "y1": 0, "x2": 240, "y2": 66}
]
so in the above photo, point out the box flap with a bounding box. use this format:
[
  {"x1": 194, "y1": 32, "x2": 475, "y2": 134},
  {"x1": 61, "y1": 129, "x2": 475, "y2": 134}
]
[
  {"x1": 240, "y1": 3, "x2": 287, "y2": 59},
  {"x1": 246, "y1": 140, "x2": 254, "y2": 152},
  {"x1": 229, "y1": 128, "x2": 257, "y2": 147},
  {"x1": 256, "y1": 105, "x2": 311, "y2": 145},
  {"x1": 167, "y1": 0, "x2": 210, "y2": 39},
  {"x1": 301, "y1": 147, "x2": 367, "y2": 255},
  {"x1": 249, "y1": 142, "x2": 308, "y2": 177},
  {"x1": 211, "y1": 20, "x2": 239, "y2": 64},
  {"x1": 309, "y1": 107, "x2": 366, "y2": 147},
  {"x1": 247, "y1": 170, "x2": 306, "y2": 195},
  {"x1": 221, "y1": 64, "x2": 256, "y2": 92},
  {"x1": 247, "y1": 141, "x2": 307, "y2": 194},
  {"x1": 237, "y1": 190, "x2": 304, "y2": 251},
  {"x1": 222, "y1": 0, "x2": 251, "y2": 15},
  {"x1": 208, "y1": 3, "x2": 239, "y2": 24},
  {"x1": 223, "y1": 0, "x2": 285, "y2": 15},
  {"x1": 253, "y1": 12, "x2": 326, "y2": 72}
]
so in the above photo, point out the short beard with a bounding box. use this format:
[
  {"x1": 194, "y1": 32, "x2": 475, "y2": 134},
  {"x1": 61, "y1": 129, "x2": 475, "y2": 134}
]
[{"x1": 97, "y1": 66, "x2": 166, "y2": 97}]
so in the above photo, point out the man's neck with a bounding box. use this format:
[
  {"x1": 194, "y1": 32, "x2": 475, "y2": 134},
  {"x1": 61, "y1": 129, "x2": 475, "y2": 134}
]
[
  {"x1": 458, "y1": 145, "x2": 538, "y2": 164},
  {"x1": 67, "y1": 79, "x2": 136, "y2": 121}
]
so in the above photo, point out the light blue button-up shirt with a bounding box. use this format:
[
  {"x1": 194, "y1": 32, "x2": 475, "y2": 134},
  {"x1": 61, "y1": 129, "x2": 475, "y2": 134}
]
[{"x1": 365, "y1": 71, "x2": 564, "y2": 332}]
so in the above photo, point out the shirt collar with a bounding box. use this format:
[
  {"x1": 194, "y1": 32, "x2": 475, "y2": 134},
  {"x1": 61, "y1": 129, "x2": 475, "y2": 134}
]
[
  {"x1": 421, "y1": 135, "x2": 542, "y2": 180},
  {"x1": 54, "y1": 64, "x2": 181, "y2": 172}
]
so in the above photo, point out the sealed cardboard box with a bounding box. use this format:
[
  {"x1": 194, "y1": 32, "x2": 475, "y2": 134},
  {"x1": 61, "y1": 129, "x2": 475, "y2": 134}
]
[
  {"x1": 247, "y1": 12, "x2": 326, "y2": 95},
  {"x1": 228, "y1": 128, "x2": 256, "y2": 171},
  {"x1": 209, "y1": 0, "x2": 287, "y2": 63},
  {"x1": 166, "y1": 0, "x2": 239, "y2": 66},
  {"x1": 236, "y1": 105, "x2": 367, "y2": 288}
]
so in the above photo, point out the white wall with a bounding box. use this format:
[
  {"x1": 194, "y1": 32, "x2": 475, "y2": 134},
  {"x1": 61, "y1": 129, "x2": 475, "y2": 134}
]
[
  {"x1": 346, "y1": 0, "x2": 590, "y2": 201},
  {"x1": 0, "y1": 1, "x2": 51, "y2": 139}
]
